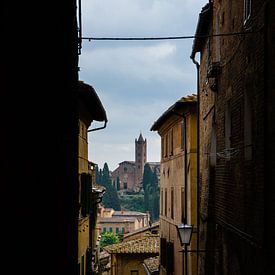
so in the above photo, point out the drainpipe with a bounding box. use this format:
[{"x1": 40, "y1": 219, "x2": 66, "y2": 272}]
[
  {"x1": 88, "y1": 120, "x2": 108, "y2": 132},
  {"x1": 191, "y1": 53, "x2": 200, "y2": 273}
]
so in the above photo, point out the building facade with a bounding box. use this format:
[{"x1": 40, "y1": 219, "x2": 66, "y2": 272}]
[
  {"x1": 191, "y1": 1, "x2": 275, "y2": 274},
  {"x1": 78, "y1": 81, "x2": 107, "y2": 275},
  {"x1": 111, "y1": 134, "x2": 160, "y2": 193},
  {"x1": 97, "y1": 207, "x2": 150, "y2": 235},
  {"x1": 151, "y1": 95, "x2": 198, "y2": 275},
  {"x1": 104, "y1": 234, "x2": 160, "y2": 275}
]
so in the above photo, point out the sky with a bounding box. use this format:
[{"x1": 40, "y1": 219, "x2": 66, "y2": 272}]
[{"x1": 79, "y1": 0, "x2": 206, "y2": 171}]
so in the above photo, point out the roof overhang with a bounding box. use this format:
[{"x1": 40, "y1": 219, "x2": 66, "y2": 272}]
[
  {"x1": 78, "y1": 80, "x2": 107, "y2": 125},
  {"x1": 150, "y1": 95, "x2": 197, "y2": 131},
  {"x1": 190, "y1": 2, "x2": 213, "y2": 59}
]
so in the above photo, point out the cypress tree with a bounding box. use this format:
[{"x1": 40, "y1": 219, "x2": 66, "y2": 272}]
[{"x1": 99, "y1": 162, "x2": 121, "y2": 210}]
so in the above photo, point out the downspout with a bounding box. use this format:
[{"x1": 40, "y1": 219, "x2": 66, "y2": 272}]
[
  {"x1": 191, "y1": 53, "x2": 200, "y2": 273},
  {"x1": 88, "y1": 120, "x2": 108, "y2": 132},
  {"x1": 183, "y1": 114, "x2": 188, "y2": 275}
]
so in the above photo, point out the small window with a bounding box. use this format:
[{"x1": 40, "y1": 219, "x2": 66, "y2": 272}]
[
  {"x1": 181, "y1": 120, "x2": 186, "y2": 151},
  {"x1": 165, "y1": 134, "x2": 168, "y2": 157},
  {"x1": 181, "y1": 187, "x2": 185, "y2": 223},
  {"x1": 225, "y1": 100, "x2": 232, "y2": 149},
  {"x1": 116, "y1": 228, "x2": 119, "y2": 234},
  {"x1": 103, "y1": 227, "x2": 106, "y2": 232},
  {"x1": 161, "y1": 189, "x2": 163, "y2": 215},
  {"x1": 124, "y1": 167, "x2": 127, "y2": 172},
  {"x1": 123, "y1": 182, "x2": 128, "y2": 189},
  {"x1": 171, "y1": 188, "x2": 174, "y2": 219},
  {"x1": 109, "y1": 227, "x2": 112, "y2": 232},
  {"x1": 161, "y1": 137, "x2": 164, "y2": 158},
  {"x1": 131, "y1": 271, "x2": 139, "y2": 275},
  {"x1": 165, "y1": 189, "x2": 167, "y2": 217}
]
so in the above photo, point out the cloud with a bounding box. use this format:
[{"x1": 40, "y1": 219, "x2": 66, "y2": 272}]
[
  {"x1": 80, "y1": 0, "x2": 206, "y2": 170},
  {"x1": 80, "y1": 42, "x2": 186, "y2": 82},
  {"x1": 81, "y1": 0, "x2": 205, "y2": 37}
]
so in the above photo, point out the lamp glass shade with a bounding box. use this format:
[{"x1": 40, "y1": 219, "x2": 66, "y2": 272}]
[{"x1": 177, "y1": 224, "x2": 193, "y2": 245}]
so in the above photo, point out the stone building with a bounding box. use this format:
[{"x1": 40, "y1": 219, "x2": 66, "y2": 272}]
[
  {"x1": 111, "y1": 134, "x2": 160, "y2": 193},
  {"x1": 191, "y1": 1, "x2": 275, "y2": 274},
  {"x1": 97, "y1": 207, "x2": 150, "y2": 235},
  {"x1": 151, "y1": 95, "x2": 198, "y2": 275}
]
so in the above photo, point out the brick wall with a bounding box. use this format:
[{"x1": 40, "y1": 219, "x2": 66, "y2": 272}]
[{"x1": 197, "y1": 0, "x2": 270, "y2": 274}]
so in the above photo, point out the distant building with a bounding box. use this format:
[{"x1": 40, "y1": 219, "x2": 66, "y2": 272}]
[
  {"x1": 97, "y1": 207, "x2": 150, "y2": 235},
  {"x1": 111, "y1": 133, "x2": 160, "y2": 193}
]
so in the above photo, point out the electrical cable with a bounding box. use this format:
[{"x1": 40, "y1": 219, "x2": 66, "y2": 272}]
[{"x1": 81, "y1": 29, "x2": 261, "y2": 42}]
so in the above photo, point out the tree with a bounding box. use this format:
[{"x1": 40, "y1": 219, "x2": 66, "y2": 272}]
[
  {"x1": 97, "y1": 162, "x2": 121, "y2": 210},
  {"x1": 100, "y1": 231, "x2": 119, "y2": 249},
  {"x1": 142, "y1": 164, "x2": 160, "y2": 222}
]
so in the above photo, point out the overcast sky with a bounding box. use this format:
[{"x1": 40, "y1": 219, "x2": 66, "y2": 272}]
[{"x1": 79, "y1": 0, "x2": 206, "y2": 171}]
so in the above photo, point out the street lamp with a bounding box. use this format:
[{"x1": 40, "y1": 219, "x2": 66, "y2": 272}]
[
  {"x1": 177, "y1": 223, "x2": 193, "y2": 275},
  {"x1": 177, "y1": 223, "x2": 193, "y2": 246}
]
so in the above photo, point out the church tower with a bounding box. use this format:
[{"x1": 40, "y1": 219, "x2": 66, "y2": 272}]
[{"x1": 135, "y1": 133, "x2": 147, "y2": 187}]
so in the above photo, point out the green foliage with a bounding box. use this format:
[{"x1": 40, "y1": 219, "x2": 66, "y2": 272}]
[
  {"x1": 100, "y1": 231, "x2": 119, "y2": 248},
  {"x1": 119, "y1": 194, "x2": 145, "y2": 212},
  {"x1": 96, "y1": 162, "x2": 121, "y2": 210},
  {"x1": 142, "y1": 164, "x2": 160, "y2": 222}
]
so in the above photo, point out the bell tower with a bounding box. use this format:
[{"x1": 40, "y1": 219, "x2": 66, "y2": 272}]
[{"x1": 135, "y1": 133, "x2": 147, "y2": 187}]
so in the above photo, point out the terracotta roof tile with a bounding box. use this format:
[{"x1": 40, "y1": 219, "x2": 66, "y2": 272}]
[
  {"x1": 144, "y1": 256, "x2": 159, "y2": 273},
  {"x1": 103, "y1": 234, "x2": 160, "y2": 254}
]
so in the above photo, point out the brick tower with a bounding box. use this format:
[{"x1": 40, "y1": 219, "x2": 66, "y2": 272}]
[{"x1": 135, "y1": 133, "x2": 147, "y2": 187}]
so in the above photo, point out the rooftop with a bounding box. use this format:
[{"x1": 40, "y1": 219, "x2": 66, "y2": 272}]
[
  {"x1": 103, "y1": 234, "x2": 160, "y2": 254},
  {"x1": 143, "y1": 256, "x2": 159, "y2": 274},
  {"x1": 150, "y1": 94, "x2": 197, "y2": 131}
]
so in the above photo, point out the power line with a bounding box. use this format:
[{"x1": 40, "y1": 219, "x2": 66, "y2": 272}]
[{"x1": 81, "y1": 29, "x2": 261, "y2": 41}]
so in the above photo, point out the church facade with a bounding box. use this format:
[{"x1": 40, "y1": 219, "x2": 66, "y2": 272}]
[{"x1": 111, "y1": 134, "x2": 160, "y2": 193}]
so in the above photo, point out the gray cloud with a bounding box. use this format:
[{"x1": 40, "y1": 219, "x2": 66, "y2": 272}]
[{"x1": 79, "y1": 0, "x2": 206, "y2": 170}]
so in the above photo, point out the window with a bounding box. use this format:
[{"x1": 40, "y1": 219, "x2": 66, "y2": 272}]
[
  {"x1": 244, "y1": 0, "x2": 252, "y2": 23},
  {"x1": 225, "y1": 100, "x2": 232, "y2": 149},
  {"x1": 210, "y1": 123, "x2": 217, "y2": 167},
  {"x1": 160, "y1": 238, "x2": 167, "y2": 268},
  {"x1": 103, "y1": 227, "x2": 106, "y2": 232},
  {"x1": 244, "y1": 90, "x2": 252, "y2": 160},
  {"x1": 169, "y1": 129, "x2": 174, "y2": 156},
  {"x1": 165, "y1": 134, "x2": 168, "y2": 157},
  {"x1": 161, "y1": 137, "x2": 164, "y2": 158},
  {"x1": 171, "y1": 188, "x2": 174, "y2": 219},
  {"x1": 165, "y1": 188, "x2": 167, "y2": 217},
  {"x1": 124, "y1": 167, "x2": 127, "y2": 172},
  {"x1": 123, "y1": 182, "x2": 127, "y2": 189},
  {"x1": 121, "y1": 227, "x2": 125, "y2": 233},
  {"x1": 181, "y1": 187, "x2": 185, "y2": 223},
  {"x1": 161, "y1": 189, "x2": 163, "y2": 215},
  {"x1": 131, "y1": 271, "x2": 139, "y2": 275},
  {"x1": 81, "y1": 255, "x2": 85, "y2": 275},
  {"x1": 167, "y1": 242, "x2": 174, "y2": 274},
  {"x1": 109, "y1": 227, "x2": 113, "y2": 232},
  {"x1": 116, "y1": 227, "x2": 119, "y2": 234},
  {"x1": 181, "y1": 120, "x2": 186, "y2": 151}
]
